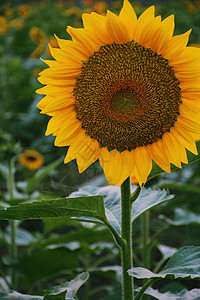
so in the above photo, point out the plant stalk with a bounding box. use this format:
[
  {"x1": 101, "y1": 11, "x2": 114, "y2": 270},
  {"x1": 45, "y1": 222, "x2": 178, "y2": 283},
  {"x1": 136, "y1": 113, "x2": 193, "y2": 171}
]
[
  {"x1": 121, "y1": 177, "x2": 134, "y2": 300},
  {"x1": 142, "y1": 210, "x2": 150, "y2": 269},
  {"x1": 8, "y1": 159, "x2": 17, "y2": 289}
]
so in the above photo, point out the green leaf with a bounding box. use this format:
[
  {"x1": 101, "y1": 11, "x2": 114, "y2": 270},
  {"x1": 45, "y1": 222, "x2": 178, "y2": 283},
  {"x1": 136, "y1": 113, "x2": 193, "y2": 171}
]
[
  {"x1": 69, "y1": 185, "x2": 174, "y2": 234},
  {"x1": 0, "y1": 163, "x2": 9, "y2": 181},
  {"x1": 38, "y1": 227, "x2": 112, "y2": 249},
  {"x1": 16, "y1": 248, "x2": 79, "y2": 285},
  {"x1": 160, "y1": 208, "x2": 200, "y2": 226},
  {"x1": 70, "y1": 185, "x2": 121, "y2": 234},
  {"x1": 26, "y1": 157, "x2": 63, "y2": 193},
  {"x1": 0, "y1": 272, "x2": 89, "y2": 300},
  {"x1": 0, "y1": 196, "x2": 107, "y2": 222},
  {"x1": 148, "y1": 141, "x2": 200, "y2": 181},
  {"x1": 4, "y1": 226, "x2": 40, "y2": 246},
  {"x1": 132, "y1": 188, "x2": 174, "y2": 221},
  {"x1": 137, "y1": 287, "x2": 200, "y2": 300},
  {"x1": 128, "y1": 246, "x2": 200, "y2": 280},
  {"x1": 0, "y1": 291, "x2": 42, "y2": 299},
  {"x1": 158, "y1": 244, "x2": 177, "y2": 261},
  {"x1": 43, "y1": 272, "x2": 89, "y2": 300}
]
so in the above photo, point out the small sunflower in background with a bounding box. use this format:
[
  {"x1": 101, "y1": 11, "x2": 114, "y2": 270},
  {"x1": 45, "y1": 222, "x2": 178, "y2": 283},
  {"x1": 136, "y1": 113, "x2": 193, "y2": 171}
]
[
  {"x1": 37, "y1": 0, "x2": 200, "y2": 186},
  {"x1": 19, "y1": 150, "x2": 44, "y2": 170}
]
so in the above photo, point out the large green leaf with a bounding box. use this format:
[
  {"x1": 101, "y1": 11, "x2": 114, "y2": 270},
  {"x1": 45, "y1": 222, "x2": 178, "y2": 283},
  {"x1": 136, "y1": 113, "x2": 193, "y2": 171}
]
[
  {"x1": 148, "y1": 141, "x2": 200, "y2": 181},
  {"x1": 132, "y1": 188, "x2": 174, "y2": 221},
  {"x1": 26, "y1": 157, "x2": 63, "y2": 193},
  {"x1": 0, "y1": 163, "x2": 9, "y2": 181},
  {"x1": 137, "y1": 287, "x2": 200, "y2": 300},
  {"x1": 43, "y1": 272, "x2": 89, "y2": 300},
  {"x1": 128, "y1": 246, "x2": 200, "y2": 280},
  {"x1": 0, "y1": 196, "x2": 106, "y2": 222},
  {"x1": 37, "y1": 227, "x2": 112, "y2": 249},
  {"x1": 0, "y1": 272, "x2": 89, "y2": 300},
  {"x1": 16, "y1": 248, "x2": 79, "y2": 285},
  {"x1": 161, "y1": 208, "x2": 200, "y2": 226},
  {"x1": 0, "y1": 291, "x2": 42, "y2": 299},
  {"x1": 69, "y1": 185, "x2": 174, "y2": 234}
]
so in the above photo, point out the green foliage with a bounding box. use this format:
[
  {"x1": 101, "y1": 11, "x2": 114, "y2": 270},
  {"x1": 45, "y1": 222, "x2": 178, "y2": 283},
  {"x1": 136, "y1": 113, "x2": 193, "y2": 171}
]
[
  {"x1": 0, "y1": 196, "x2": 106, "y2": 221},
  {"x1": 129, "y1": 246, "x2": 200, "y2": 279},
  {"x1": 0, "y1": 272, "x2": 89, "y2": 299}
]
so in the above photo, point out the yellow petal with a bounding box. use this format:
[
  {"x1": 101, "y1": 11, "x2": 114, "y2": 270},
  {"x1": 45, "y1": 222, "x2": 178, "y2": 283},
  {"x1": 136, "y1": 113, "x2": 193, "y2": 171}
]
[
  {"x1": 64, "y1": 132, "x2": 88, "y2": 163},
  {"x1": 147, "y1": 140, "x2": 171, "y2": 173},
  {"x1": 179, "y1": 104, "x2": 200, "y2": 123},
  {"x1": 39, "y1": 66, "x2": 81, "y2": 78},
  {"x1": 117, "y1": 150, "x2": 134, "y2": 186},
  {"x1": 82, "y1": 12, "x2": 112, "y2": 45},
  {"x1": 106, "y1": 10, "x2": 129, "y2": 43},
  {"x1": 38, "y1": 76, "x2": 76, "y2": 86},
  {"x1": 172, "y1": 125, "x2": 198, "y2": 155},
  {"x1": 139, "y1": 16, "x2": 161, "y2": 48},
  {"x1": 48, "y1": 45, "x2": 82, "y2": 65},
  {"x1": 177, "y1": 116, "x2": 200, "y2": 134},
  {"x1": 133, "y1": 6, "x2": 155, "y2": 43},
  {"x1": 67, "y1": 26, "x2": 101, "y2": 55},
  {"x1": 133, "y1": 146, "x2": 152, "y2": 185},
  {"x1": 162, "y1": 132, "x2": 182, "y2": 168},
  {"x1": 36, "y1": 85, "x2": 73, "y2": 95},
  {"x1": 162, "y1": 29, "x2": 191, "y2": 59},
  {"x1": 99, "y1": 148, "x2": 124, "y2": 185},
  {"x1": 119, "y1": 0, "x2": 137, "y2": 41},
  {"x1": 152, "y1": 15, "x2": 175, "y2": 54},
  {"x1": 40, "y1": 95, "x2": 75, "y2": 114},
  {"x1": 55, "y1": 120, "x2": 82, "y2": 146},
  {"x1": 55, "y1": 34, "x2": 90, "y2": 58},
  {"x1": 45, "y1": 110, "x2": 76, "y2": 135},
  {"x1": 76, "y1": 138, "x2": 100, "y2": 173}
]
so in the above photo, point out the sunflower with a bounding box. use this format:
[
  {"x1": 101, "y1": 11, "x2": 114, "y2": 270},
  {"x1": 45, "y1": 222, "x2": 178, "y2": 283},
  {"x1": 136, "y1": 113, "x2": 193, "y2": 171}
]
[
  {"x1": 19, "y1": 150, "x2": 44, "y2": 170},
  {"x1": 37, "y1": 0, "x2": 200, "y2": 186}
]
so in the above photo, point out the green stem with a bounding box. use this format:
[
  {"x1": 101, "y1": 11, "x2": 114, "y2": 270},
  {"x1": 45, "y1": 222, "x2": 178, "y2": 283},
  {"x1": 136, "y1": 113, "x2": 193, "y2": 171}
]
[
  {"x1": 135, "y1": 278, "x2": 157, "y2": 300},
  {"x1": 105, "y1": 220, "x2": 125, "y2": 248},
  {"x1": 142, "y1": 211, "x2": 150, "y2": 269},
  {"x1": 130, "y1": 186, "x2": 141, "y2": 204},
  {"x1": 121, "y1": 177, "x2": 134, "y2": 300},
  {"x1": 8, "y1": 159, "x2": 17, "y2": 289}
]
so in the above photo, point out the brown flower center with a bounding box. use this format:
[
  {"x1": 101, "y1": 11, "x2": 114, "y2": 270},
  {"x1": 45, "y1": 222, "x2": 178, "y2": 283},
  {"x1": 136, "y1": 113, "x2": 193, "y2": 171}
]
[
  {"x1": 74, "y1": 42, "x2": 181, "y2": 151},
  {"x1": 26, "y1": 155, "x2": 37, "y2": 162}
]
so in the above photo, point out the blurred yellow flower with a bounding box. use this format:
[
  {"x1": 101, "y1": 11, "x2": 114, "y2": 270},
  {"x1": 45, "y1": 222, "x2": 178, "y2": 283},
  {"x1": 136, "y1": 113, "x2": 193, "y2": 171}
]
[
  {"x1": 82, "y1": 0, "x2": 94, "y2": 6},
  {"x1": 4, "y1": 8, "x2": 13, "y2": 19},
  {"x1": 19, "y1": 150, "x2": 44, "y2": 170},
  {"x1": 9, "y1": 18, "x2": 24, "y2": 30},
  {"x1": 0, "y1": 16, "x2": 9, "y2": 35},
  {"x1": 63, "y1": 7, "x2": 83, "y2": 18},
  {"x1": 18, "y1": 4, "x2": 31, "y2": 18},
  {"x1": 30, "y1": 43, "x2": 45, "y2": 59},
  {"x1": 92, "y1": 1, "x2": 107, "y2": 14},
  {"x1": 29, "y1": 26, "x2": 46, "y2": 45},
  {"x1": 46, "y1": 36, "x2": 59, "y2": 57}
]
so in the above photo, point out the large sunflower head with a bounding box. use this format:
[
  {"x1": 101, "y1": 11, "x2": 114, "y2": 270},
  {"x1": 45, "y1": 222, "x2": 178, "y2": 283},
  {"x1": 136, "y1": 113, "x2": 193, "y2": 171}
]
[{"x1": 37, "y1": 0, "x2": 200, "y2": 186}]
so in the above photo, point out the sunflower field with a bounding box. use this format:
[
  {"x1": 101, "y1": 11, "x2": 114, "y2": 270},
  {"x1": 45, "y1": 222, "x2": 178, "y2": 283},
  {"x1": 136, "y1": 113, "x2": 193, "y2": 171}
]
[{"x1": 1, "y1": 0, "x2": 200, "y2": 299}]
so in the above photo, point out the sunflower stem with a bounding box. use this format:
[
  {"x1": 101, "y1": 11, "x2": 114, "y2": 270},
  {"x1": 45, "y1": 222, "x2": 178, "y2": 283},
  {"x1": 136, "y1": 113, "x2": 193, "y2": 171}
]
[
  {"x1": 121, "y1": 177, "x2": 134, "y2": 300},
  {"x1": 142, "y1": 210, "x2": 150, "y2": 269},
  {"x1": 141, "y1": 210, "x2": 151, "y2": 300},
  {"x1": 8, "y1": 159, "x2": 17, "y2": 290}
]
